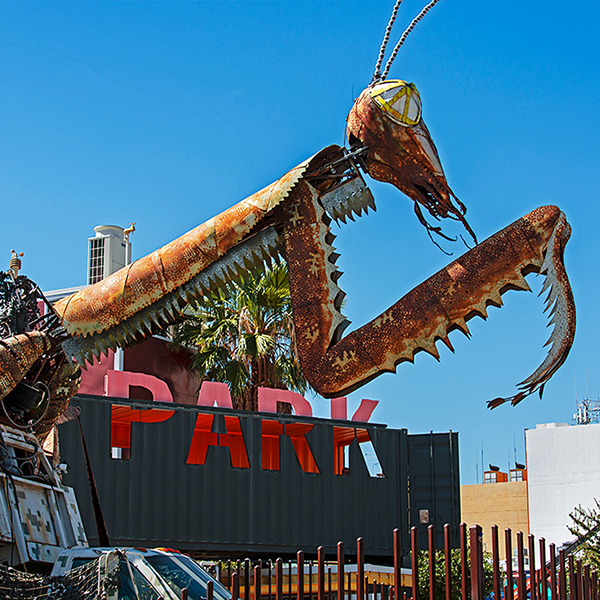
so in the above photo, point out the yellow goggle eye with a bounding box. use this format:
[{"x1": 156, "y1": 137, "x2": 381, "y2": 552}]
[{"x1": 371, "y1": 80, "x2": 422, "y2": 126}]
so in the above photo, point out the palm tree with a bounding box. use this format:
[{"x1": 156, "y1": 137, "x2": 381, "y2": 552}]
[{"x1": 172, "y1": 262, "x2": 308, "y2": 411}]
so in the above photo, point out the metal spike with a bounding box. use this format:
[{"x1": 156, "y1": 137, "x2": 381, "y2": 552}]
[
  {"x1": 199, "y1": 282, "x2": 212, "y2": 296},
  {"x1": 207, "y1": 274, "x2": 224, "y2": 291},
  {"x1": 230, "y1": 268, "x2": 245, "y2": 285},
  {"x1": 422, "y1": 342, "x2": 440, "y2": 361},
  {"x1": 267, "y1": 242, "x2": 281, "y2": 259},
  {"x1": 332, "y1": 319, "x2": 351, "y2": 344},
  {"x1": 149, "y1": 311, "x2": 162, "y2": 327},
  {"x1": 219, "y1": 264, "x2": 234, "y2": 283},
  {"x1": 114, "y1": 331, "x2": 127, "y2": 347},
  {"x1": 334, "y1": 290, "x2": 346, "y2": 310},
  {"x1": 96, "y1": 337, "x2": 109, "y2": 355},
  {"x1": 251, "y1": 251, "x2": 264, "y2": 267},
  {"x1": 543, "y1": 334, "x2": 554, "y2": 348},
  {"x1": 539, "y1": 276, "x2": 553, "y2": 295},
  {"x1": 439, "y1": 335, "x2": 455, "y2": 353},
  {"x1": 487, "y1": 290, "x2": 503, "y2": 307},
  {"x1": 234, "y1": 260, "x2": 246, "y2": 277},
  {"x1": 133, "y1": 314, "x2": 146, "y2": 333},
  {"x1": 348, "y1": 196, "x2": 363, "y2": 213},
  {"x1": 124, "y1": 320, "x2": 139, "y2": 338},
  {"x1": 118, "y1": 322, "x2": 131, "y2": 340},
  {"x1": 511, "y1": 273, "x2": 532, "y2": 292},
  {"x1": 331, "y1": 271, "x2": 343, "y2": 283},
  {"x1": 159, "y1": 309, "x2": 173, "y2": 326},
  {"x1": 74, "y1": 347, "x2": 87, "y2": 367},
  {"x1": 275, "y1": 236, "x2": 286, "y2": 250},
  {"x1": 242, "y1": 255, "x2": 256, "y2": 271},
  {"x1": 185, "y1": 285, "x2": 201, "y2": 302},
  {"x1": 328, "y1": 252, "x2": 341, "y2": 265},
  {"x1": 198, "y1": 278, "x2": 212, "y2": 297},
  {"x1": 543, "y1": 297, "x2": 558, "y2": 315},
  {"x1": 474, "y1": 302, "x2": 488, "y2": 319},
  {"x1": 454, "y1": 319, "x2": 471, "y2": 338},
  {"x1": 101, "y1": 333, "x2": 117, "y2": 358},
  {"x1": 261, "y1": 252, "x2": 273, "y2": 267},
  {"x1": 141, "y1": 313, "x2": 154, "y2": 331},
  {"x1": 166, "y1": 301, "x2": 180, "y2": 321}
]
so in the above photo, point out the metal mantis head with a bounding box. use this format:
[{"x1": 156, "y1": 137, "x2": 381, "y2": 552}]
[{"x1": 346, "y1": 79, "x2": 476, "y2": 244}]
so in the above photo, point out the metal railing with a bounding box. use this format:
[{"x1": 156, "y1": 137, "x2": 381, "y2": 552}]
[{"x1": 190, "y1": 524, "x2": 600, "y2": 600}]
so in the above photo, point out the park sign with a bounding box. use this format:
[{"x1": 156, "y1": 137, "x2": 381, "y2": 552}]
[
  {"x1": 58, "y1": 390, "x2": 460, "y2": 557},
  {"x1": 97, "y1": 369, "x2": 380, "y2": 473}
]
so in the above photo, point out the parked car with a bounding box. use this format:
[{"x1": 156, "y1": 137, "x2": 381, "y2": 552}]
[{"x1": 51, "y1": 546, "x2": 232, "y2": 600}]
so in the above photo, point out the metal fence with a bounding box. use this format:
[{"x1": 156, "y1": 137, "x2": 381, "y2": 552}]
[{"x1": 194, "y1": 524, "x2": 600, "y2": 600}]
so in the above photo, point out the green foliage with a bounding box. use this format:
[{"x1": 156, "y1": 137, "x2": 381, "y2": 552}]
[
  {"x1": 416, "y1": 546, "x2": 493, "y2": 600},
  {"x1": 567, "y1": 498, "x2": 600, "y2": 571},
  {"x1": 172, "y1": 262, "x2": 308, "y2": 411}
]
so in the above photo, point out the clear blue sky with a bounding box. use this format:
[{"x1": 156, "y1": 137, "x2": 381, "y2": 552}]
[{"x1": 1, "y1": 1, "x2": 599, "y2": 484}]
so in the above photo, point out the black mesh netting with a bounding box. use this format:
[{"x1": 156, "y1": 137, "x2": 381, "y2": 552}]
[{"x1": 0, "y1": 559, "x2": 99, "y2": 600}]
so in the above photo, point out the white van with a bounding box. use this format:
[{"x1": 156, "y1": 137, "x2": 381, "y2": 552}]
[{"x1": 51, "y1": 547, "x2": 232, "y2": 600}]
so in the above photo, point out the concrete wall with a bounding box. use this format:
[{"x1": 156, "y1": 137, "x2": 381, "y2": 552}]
[
  {"x1": 461, "y1": 480, "x2": 529, "y2": 560},
  {"x1": 526, "y1": 422, "x2": 600, "y2": 547}
]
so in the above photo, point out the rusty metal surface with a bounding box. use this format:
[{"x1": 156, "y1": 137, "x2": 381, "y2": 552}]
[
  {"x1": 285, "y1": 192, "x2": 575, "y2": 407},
  {"x1": 346, "y1": 81, "x2": 476, "y2": 243},
  {"x1": 54, "y1": 146, "x2": 341, "y2": 338},
  {"x1": 0, "y1": 332, "x2": 51, "y2": 401},
  {"x1": 48, "y1": 79, "x2": 573, "y2": 420},
  {"x1": 0, "y1": 333, "x2": 80, "y2": 439},
  {"x1": 1, "y1": 76, "x2": 577, "y2": 440},
  {"x1": 0, "y1": 271, "x2": 80, "y2": 437}
]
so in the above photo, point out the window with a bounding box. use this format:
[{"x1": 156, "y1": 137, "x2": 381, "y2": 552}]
[
  {"x1": 145, "y1": 554, "x2": 231, "y2": 600},
  {"x1": 484, "y1": 471, "x2": 497, "y2": 484},
  {"x1": 71, "y1": 558, "x2": 95, "y2": 569},
  {"x1": 118, "y1": 560, "x2": 162, "y2": 600},
  {"x1": 510, "y1": 469, "x2": 524, "y2": 482}
]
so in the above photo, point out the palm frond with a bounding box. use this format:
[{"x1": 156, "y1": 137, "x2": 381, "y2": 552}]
[{"x1": 171, "y1": 262, "x2": 310, "y2": 410}]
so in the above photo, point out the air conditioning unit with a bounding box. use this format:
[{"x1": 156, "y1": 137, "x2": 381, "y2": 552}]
[{"x1": 87, "y1": 225, "x2": 131, "y2": 284}]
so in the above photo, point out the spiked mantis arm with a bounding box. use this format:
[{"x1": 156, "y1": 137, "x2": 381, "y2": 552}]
[
  {"x1": 42, "y1": 142, "x2": 574, "y2": 434},
  {"x1": 281, "y1": 180, "x2": 575, "y2": 405},
  {"x1": 1, "y1": 10, "x2": 577, "y2": 438}
]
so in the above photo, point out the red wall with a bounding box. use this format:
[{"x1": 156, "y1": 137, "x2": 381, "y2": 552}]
[{"x1": 79, "y1": 337, "x2": 201, "y2": 405}]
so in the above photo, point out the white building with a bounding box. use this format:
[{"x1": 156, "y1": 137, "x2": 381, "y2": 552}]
[{"x1": 526, "y1": 421, "x2": 600, "y2": 547}]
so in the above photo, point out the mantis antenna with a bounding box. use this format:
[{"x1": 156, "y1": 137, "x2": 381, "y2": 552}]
[
  {"x1": 372, "y1": 0, "x2": 404, "y2": 83},
  {"x1": 372, "y1": 0, "x2": 444, "y2": 83}
]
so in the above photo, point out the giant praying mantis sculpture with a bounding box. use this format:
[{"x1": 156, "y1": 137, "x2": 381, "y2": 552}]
[{"x1": 0, "y1": 1, "x2": 575, "y2": 440}]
